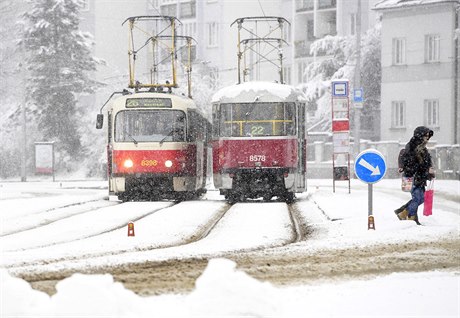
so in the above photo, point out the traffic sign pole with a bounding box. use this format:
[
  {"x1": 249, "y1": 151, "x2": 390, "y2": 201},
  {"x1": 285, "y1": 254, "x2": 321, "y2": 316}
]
[
  {"x1": 368, "y1": 184, "x2": 375, "y2": 229},
  {"x1": 368, "y1": 184, "x2": 373, "y2": 216},
  {"x1": 354, "y1": 149, "x2": 387, "y2": 230}
]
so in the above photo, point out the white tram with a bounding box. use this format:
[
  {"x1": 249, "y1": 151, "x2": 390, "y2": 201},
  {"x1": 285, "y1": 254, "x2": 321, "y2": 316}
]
[
  {"x1": 96, "y1": 16, "x2": 209, "y2": 201},
  {"x1": 98, "y1": 92, "x2": 208, "y2": 201}
]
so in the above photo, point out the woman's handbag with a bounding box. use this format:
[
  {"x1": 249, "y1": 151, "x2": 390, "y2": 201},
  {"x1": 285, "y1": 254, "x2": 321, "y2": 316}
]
[
  {"x1": 401, "y1": 176, "x2": 413, "y2": 192},
  {"x1": 423, "y1": 180, "x2": 434, "y2": 216}
]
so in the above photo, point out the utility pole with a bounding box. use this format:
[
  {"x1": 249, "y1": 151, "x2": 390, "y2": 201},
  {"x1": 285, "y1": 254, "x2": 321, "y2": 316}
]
[
  {"x1": 19, "y1": 45, "x2": 27, "y2": 182},
  {"x1": 21, "y1": 99, "x2": 27, "y2": 182},
  {"x1": 353, "y1": 0, "x2": 362, "y2": 156}
]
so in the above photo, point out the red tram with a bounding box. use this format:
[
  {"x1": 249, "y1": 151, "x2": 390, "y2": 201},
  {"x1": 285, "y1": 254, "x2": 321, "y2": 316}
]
[
  {"x1": 211, "y1": 82, "x2": 307, "y2": 203},
  {"x1": 96, "y1": 16, "x2": 209, "y2": 201},
  {"x1": 98, "y1": 93, "x2": 208, "y2": 201},
  {"x1": 211, "y1": 17, "x2": 307, "y2": 203}
]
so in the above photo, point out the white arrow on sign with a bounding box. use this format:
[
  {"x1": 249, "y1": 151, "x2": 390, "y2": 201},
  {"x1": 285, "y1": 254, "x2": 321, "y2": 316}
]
[{"x1": 358, "y1": 158, "x2": 381, "y2": 176}]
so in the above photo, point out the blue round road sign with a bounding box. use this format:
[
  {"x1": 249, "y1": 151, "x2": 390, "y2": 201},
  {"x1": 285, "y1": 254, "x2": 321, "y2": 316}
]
[{"x1": 354, "y1": 149, "x2": 387, "y2": 184}]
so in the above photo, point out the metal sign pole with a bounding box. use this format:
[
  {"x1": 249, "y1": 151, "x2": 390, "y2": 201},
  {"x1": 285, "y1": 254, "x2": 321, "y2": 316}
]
[
  {"x1": 368, "y1": 183, "x2": 375, "y2": 229},
  {"x1": 368, "y1": 183, "x2": 372, "y2": 216}
]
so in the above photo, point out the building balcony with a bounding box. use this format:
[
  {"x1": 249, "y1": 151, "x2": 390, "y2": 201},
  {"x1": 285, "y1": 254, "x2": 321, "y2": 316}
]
[
  {"x1": 295, "y1": 40, "x2": 312, "y2": 57},
  {"x1": 160, "y1": 1, "x2": 196, "y2": 19},
  {"x1": 296, "y1": 0, "x2": 314, "y2": 12},
  {"x1": 318, "y1": 0, "x2": 337, "y2": 10},
  {"x1": 295, "y1": 40, "x2": 329, "y2": 58},
  {"x1": 296, "y1": 0, "x2": 337, "y2": 12}
]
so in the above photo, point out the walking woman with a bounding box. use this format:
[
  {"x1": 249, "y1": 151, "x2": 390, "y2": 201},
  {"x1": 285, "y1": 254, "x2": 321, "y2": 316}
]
[{"x1": 395, "y1": 126, "x2": 435, "y2": 225}]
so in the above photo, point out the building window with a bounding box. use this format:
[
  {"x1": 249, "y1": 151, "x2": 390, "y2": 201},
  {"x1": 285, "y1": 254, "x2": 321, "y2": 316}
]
[
  {"x1": 160, "y1": 4, "x2": 176, "y2": 16},
  {"x1": 297, "y1": 61, "x2": 308, "y2": 83},
  {"x1": 207, "y1": 22, "x2": 218, "y2": 47},
  {"x1": 297, "y1": 0, "x2": 314, "y2": 11},
  {"x1": 392, "y1": 38, "x2": 406, "y2": 65},
  {"x1": 180, "y1": 1, "x2": 196, "y2": 19},
  {"x1": 282, "y1": 23, "x2": 291, "y2": 43},
  {"x1": 350, "y1": 13, "x2": 356, "y2": 35},
  {"x1": 283, "y1": 67, "x2": 291, "y2": 84},
  {"x1": 147, "y1": 0, "x2": 159, "y2": 10},
  {"x1": 424, "y1": 99, "x2": 439, "y2": 127},
  {"x1": 391, "y1": 101, "x2": 405, "y2": 128},
  {"x1": 425, "y1": 34, "x2": 440, "y2": 63},
  {"x1": 182, "y1": 22, "x2": 196, "y2": 38},
  {"x1": 307, "y1": 19, "x2": 315, "y2": 41},
  {"x1": 80, "y1": 0, "x2": 89, "y2": 11}
]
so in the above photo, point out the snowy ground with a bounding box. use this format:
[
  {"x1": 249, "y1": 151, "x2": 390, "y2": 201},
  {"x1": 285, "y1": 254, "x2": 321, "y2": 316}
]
[{"x1": 1, "y1": 178, "x2": 459, "y2": 317}]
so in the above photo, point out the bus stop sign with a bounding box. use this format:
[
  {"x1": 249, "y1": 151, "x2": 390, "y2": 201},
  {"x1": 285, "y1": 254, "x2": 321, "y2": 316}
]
[{"x1": 354, "y1": 149, "x2": 387, "y2": 184}]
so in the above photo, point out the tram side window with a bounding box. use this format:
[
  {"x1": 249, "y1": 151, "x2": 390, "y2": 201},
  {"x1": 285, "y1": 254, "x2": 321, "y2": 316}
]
[
  {"x1": 219, "y1": 102, "x2": 296, "y2": 137},
  {"x1": 190, "y1": 111, "x2": 210, "y2": 143},
  {"x1": 212, "y1": 104, "x2": 219, "y2": 138},
  {"x1": 108, "y1": 111, "x2": 112, "y2": 142}
]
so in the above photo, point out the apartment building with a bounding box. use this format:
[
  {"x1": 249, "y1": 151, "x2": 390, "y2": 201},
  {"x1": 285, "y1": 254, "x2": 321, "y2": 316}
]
[
  {"x1": 374, "y1": 0, "x2": 459, "y2": 144},
  {"x1": 290, "y1": 0, "x2": 379, "y2": 85},
  {"x1": 79, "y1": 0, "x2": 383, "y2": 142},
  {"x1": 80, "y1": 0, "x2": 379, "y2": 87},
  {"x1": 80, "y1": 0, "x2": 283, "y2": 92}
]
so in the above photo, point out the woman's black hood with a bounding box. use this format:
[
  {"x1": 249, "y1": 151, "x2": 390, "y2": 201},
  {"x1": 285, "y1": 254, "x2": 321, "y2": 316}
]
[
  {"x1": 408, "y1": 126, "x2": 433, "y2": 149},
  {"x1": 413, "y1": 126, "x2": 433, "y2": 139}
]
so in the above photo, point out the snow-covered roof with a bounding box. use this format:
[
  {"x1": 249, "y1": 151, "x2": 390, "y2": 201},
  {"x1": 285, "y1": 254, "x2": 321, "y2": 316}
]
[
  {"x1": 374, "y1": 0, "x2": 458, "y2": 10},
  {"x1": 211, "y1": 81, "x2": 306, "y2": 104}
]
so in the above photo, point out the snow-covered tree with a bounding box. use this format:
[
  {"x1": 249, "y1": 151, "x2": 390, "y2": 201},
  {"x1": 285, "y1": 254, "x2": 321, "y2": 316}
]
[
  {"x1": 20, "y1": 0, "x2": 101, "y2": 160},
  {"x1": 359, "y1": 23, "x2": 381, "y2": 139},
  {"x1": 0, "y1": 0, "x2": 28, "y2": 178},
  {"x1": 299, "y1": 23, "x2": 382, "y2": 139}
]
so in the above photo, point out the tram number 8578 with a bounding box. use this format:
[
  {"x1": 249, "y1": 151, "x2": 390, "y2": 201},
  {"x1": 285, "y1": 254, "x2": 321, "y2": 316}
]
[{"x1": 249, "y1": 155, "x2": 266, "y2": 162}]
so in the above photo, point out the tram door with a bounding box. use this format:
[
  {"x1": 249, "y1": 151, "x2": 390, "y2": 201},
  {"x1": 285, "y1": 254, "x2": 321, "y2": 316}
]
[
  {"x1": 188, "y1": 110, "x2": 206, "y2": 188},
  {"x1": 296, "y1": 103, "x2": 306, "y2": 191}
]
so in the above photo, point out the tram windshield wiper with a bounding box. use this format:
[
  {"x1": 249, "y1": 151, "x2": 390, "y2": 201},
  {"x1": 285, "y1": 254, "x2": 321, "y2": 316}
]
[
  {"x1": 160, "y1": 127, "x2": 184, "y2": 145},
  {"x1": 159, "y1": 129, "x2": 174, "y2": 145},
  {"x1": 126, "y1": 133, "x2": 138, "y2": 145}
]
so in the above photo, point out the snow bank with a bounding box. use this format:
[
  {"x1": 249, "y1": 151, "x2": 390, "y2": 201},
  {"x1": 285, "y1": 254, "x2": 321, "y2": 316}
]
[{"x1": 2, "y1": 261, "x2": 459, "y2": 318}]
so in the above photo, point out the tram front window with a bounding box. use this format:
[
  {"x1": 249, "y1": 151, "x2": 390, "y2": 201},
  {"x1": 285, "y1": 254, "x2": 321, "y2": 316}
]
[
  {"x1": 114, "y1": 110, "x2": 185, "y2": 143},
  {"x1": 219, "y1": 102, "x2": 295, "y2": 137}
]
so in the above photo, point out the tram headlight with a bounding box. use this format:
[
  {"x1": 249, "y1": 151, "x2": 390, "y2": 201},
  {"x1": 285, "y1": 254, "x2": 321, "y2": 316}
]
[
  {"x1": 165, "y1": 160, "x2": 173, "y2": 168},
  {"x1": 123, "y1": 159, "x2": 134, "y2": 168}
]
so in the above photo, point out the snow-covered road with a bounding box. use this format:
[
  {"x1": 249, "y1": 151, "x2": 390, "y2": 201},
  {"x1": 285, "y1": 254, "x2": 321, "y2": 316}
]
[{"x1": 1, "y1": 178, "x2": 459, "y2": 317}]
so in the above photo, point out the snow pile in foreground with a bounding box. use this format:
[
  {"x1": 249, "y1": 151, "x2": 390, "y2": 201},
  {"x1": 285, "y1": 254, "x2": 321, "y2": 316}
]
[{"x1": 2, "y1": 259, "x2": 458, "y2": 318}]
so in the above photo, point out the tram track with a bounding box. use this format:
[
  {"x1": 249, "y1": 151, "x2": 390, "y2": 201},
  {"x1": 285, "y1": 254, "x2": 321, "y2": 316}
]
[
  {"x1": 1, "y1": 199, "x2": 117, "y2": 237},
  {"x1": 1, "y1": 201, "x2": 174, "y2": 253},
  {"x1": 12, "y1": 199, "x2": 307, "y2": 295},
  {"x1": 1, "y1": 201, "x2": 232, "y2": 269}
]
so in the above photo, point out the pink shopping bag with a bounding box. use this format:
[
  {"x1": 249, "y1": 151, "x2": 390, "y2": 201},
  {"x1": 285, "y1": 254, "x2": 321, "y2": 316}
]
[{"x1": 423, "y1": 181, "x2": 434, "y2": 216}]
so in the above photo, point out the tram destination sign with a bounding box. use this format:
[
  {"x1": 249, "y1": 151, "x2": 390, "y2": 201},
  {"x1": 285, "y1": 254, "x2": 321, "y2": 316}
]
[{"x1": 126, "y1": 98, "x2": 172, "y2": 108}]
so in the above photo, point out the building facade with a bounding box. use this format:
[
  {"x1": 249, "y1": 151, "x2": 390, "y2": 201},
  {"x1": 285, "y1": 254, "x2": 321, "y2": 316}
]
[
  {"x1": 280, "y1": 0, "x2": 379, "y2": 86},
  {"x1": 80, "y1": 0, "x2": 460, "y2": 145},
  {"x1": 375, "y1": 0, "x2": 460, "y2": 145},
  {"x1": 80, "y1": 0, "x2": 379, "y2": 90}
]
